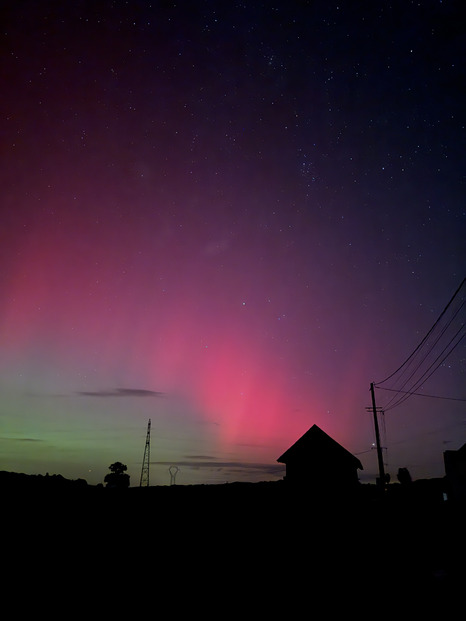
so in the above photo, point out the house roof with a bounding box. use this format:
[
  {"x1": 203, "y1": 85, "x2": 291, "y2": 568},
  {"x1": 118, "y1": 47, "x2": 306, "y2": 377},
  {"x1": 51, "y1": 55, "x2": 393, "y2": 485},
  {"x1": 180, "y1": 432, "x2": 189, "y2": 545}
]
[{"x1": 277, "y1": 424, "x2": 363, "y2": 470}]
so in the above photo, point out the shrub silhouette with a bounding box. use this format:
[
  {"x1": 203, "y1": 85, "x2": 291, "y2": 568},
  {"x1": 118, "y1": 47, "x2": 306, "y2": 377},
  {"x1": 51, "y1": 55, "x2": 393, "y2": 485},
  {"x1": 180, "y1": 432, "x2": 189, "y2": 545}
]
[{"x1": 397, "y1": 467, "x2": 412, "y2": 485}]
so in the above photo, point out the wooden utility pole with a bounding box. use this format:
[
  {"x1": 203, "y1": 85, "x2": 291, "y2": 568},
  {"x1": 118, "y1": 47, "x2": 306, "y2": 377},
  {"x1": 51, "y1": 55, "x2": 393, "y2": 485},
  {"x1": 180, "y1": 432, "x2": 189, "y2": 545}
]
[{"x1": 370, "y1": 383, "x2": 386, "y2": 491}]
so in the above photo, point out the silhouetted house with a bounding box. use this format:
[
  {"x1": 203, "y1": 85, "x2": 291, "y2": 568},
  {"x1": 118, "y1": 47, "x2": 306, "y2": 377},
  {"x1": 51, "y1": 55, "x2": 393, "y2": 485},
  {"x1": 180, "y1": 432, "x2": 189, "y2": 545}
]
[
  {"x1": 444, "y1": 443, "x2": 466, "y2": 502},
  {"x1": 277, "y1": 424, "x2": 363, "y2": 490}
]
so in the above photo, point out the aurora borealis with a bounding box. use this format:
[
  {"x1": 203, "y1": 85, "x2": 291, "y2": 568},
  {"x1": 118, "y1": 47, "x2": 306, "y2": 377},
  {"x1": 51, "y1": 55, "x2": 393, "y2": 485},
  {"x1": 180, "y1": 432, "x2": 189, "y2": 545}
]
[{"x1": 1, "y1": 1, "x2": 464, "y2": 486}]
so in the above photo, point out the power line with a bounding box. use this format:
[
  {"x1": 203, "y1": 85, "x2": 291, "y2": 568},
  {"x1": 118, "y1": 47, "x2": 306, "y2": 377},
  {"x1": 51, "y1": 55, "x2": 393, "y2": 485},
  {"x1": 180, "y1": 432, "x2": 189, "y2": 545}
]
[
  {"x1": 376, "y1": 385, "x2": 466, "y2": 402},
  {"x1": 375, "y1": 278, "x2": 465, "y2": 387},
  {"x1": 374, "y1": 278, "x2": 465, "y2": 412},
  {"x1": 382, "y1": 325, "x2": 465, "y2": 411}
]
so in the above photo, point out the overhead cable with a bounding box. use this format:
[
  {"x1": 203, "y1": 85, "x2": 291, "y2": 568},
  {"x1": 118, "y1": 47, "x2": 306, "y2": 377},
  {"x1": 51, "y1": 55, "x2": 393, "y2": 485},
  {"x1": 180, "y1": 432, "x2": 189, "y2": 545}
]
[{"x1": 375, "y1": 277, "x2": 465, "y2": 387}]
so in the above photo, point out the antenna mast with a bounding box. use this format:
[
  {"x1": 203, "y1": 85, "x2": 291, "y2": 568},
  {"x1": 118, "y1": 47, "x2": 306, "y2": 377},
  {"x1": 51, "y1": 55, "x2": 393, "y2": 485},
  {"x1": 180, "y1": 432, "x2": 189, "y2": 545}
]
[{"x1": 139, "y1": 419, "x2": 151, "y2": 487}]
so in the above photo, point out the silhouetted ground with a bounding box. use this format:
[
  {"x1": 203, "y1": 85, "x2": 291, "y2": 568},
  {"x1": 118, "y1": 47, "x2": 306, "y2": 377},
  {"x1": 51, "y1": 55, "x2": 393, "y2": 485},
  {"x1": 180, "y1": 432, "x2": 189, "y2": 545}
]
[{"x1": 2, "y1": 471, "x2": 464, "y2": 614}]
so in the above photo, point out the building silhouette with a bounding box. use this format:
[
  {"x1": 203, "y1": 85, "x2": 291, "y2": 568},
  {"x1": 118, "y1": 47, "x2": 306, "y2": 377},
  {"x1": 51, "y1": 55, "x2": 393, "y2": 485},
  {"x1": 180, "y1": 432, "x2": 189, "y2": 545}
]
[
  {"x1": 444, "y1": 442, "x2": 466, "y2": 502},
  {"x1": 277, "y1": 424, "x2": 363, "y2": 490}
]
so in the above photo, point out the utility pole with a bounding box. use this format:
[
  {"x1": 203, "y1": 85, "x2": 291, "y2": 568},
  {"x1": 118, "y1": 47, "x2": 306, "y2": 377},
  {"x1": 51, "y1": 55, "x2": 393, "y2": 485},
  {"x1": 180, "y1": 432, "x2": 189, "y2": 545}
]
[
  {"x1": 370, "y1": 383, "x2": 386, "y2": 491},
  {"x1": 139, "y1": 419, "x2": 151, "y2": 487}
]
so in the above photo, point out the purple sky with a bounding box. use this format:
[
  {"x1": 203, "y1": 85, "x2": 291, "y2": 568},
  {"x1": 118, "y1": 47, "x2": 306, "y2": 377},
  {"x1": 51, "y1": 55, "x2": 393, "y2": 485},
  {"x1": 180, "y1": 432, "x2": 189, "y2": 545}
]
[{"x1": 1, "y1": 1, "x2": 464, "y2": 486}]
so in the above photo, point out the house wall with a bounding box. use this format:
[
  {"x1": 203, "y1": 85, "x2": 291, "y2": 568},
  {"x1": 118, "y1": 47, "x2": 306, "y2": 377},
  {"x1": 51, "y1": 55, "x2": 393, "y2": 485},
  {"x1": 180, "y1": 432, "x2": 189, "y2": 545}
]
[
  {"x1": 285, "y1": 458, "x2": 360, "y2": 489},
  {"x1": 444, "y1": 448, "x2": 466, "y2": 502}
]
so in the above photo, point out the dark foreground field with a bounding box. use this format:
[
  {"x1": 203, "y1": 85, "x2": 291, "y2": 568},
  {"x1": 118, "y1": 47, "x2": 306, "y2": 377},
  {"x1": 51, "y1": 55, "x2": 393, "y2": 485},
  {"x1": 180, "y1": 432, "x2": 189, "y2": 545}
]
[{"x1": 3, "y1": 473, "x2": 464, "y2": 615}]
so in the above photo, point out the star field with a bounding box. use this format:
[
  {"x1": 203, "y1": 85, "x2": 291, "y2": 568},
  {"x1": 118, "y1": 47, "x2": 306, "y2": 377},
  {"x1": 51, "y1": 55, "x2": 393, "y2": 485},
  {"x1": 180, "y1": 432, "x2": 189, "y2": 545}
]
[{"x1": 0, "y1": 1, "x2": 464, "y2": 486}]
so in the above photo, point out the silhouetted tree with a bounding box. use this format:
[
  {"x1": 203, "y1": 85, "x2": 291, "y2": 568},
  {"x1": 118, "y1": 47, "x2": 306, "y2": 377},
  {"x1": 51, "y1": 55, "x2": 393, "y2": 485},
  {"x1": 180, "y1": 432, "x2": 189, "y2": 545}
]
[
  {"x1": 104, "y1": 462, "x2": 130, "y2": 488},
  {"x1": 397, "y1": 467, "x2": 412, "y2": 485}
]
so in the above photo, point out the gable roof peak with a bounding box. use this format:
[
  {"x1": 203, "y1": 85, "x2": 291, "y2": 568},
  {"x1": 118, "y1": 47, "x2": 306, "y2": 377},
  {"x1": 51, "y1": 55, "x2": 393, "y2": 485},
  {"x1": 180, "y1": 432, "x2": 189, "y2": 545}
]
[{"x1": 277, "y1": 424, "x2": 363, "y2": 470}]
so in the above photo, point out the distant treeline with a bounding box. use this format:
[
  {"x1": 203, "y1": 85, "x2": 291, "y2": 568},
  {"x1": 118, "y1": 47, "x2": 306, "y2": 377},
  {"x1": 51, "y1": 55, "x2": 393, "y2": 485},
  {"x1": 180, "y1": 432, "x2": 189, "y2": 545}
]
[{"x1": 0, "y1": 470, "x2": 89, "y2": 490}]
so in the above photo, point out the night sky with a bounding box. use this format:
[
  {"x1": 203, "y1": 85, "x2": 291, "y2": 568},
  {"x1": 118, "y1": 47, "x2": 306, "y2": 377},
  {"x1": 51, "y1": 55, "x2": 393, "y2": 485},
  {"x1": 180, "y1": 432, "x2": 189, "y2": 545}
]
[{"x1": 1, "y1": 1, "x2": 464, "y2": 487}]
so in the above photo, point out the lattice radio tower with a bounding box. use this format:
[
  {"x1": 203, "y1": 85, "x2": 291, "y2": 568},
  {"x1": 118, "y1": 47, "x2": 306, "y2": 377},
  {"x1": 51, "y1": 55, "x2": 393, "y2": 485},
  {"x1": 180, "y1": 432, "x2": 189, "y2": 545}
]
[{"x1": 139, "y1": 419, "x2": 151, "y2": 487}]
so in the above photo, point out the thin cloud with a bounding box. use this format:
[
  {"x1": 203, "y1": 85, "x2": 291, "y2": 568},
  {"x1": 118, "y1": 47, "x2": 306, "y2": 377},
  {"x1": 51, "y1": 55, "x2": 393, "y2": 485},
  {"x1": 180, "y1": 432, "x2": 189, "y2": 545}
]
[
  {"x1": 0, "y1": 437, "x2": 43, "y2": 442},
  {"x1": 77, "y1": 388, "x2": 164, "y2": 398},
  {"x1": 184, "y1": 455, "x2": 217, "y2": 461}
]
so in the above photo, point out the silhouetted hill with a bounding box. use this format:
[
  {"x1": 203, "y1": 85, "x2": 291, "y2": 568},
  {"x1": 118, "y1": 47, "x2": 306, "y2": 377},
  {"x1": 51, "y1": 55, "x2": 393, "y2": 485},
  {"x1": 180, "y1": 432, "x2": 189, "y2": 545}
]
[
  {"x1": 0, "y1": 470, "x2": 89, "y2": 491},
  {"x1": 0, "y1": 468, "x2": 458, "y2": 513},
  {"x1": 2, "y1": 469, "x2": 464, "y2": 612}
]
